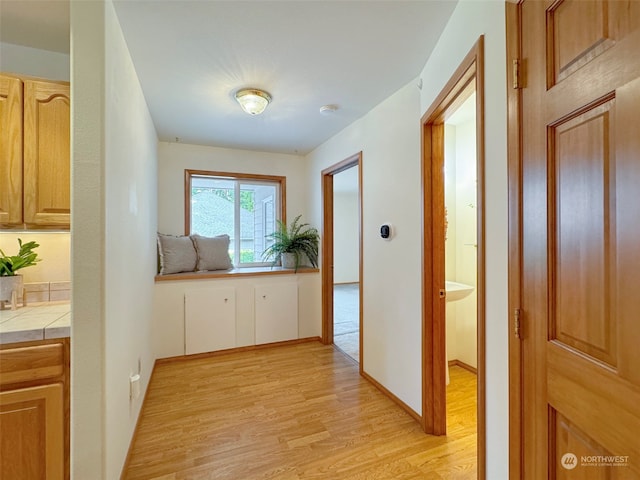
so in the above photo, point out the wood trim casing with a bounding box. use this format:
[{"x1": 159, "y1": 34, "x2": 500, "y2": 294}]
[
  {"x1": 420, "y1": 36, "x2": 486, "y2": 479},
  {"x1": 320, "y1": 153, "x2": 363, "y2": 375},
  {"x1": 183, "y1": 169, "x2": 286, "y2": 236},
  {"x1": 506, "y1": 2, "x2": 524, "y2": 479}
]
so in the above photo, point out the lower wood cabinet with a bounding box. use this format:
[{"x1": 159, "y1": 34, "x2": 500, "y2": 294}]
[{"x1": 0, "y1": 338, "x2": 70, "y2": 480}]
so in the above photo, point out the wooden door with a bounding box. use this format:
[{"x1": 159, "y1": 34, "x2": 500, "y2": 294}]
[
  {"x1": 521, "y1": 1, "x2": 640, "y2": 478},
  {"x1": 0, "y1": 383, "x2": 64, "y2": 480},
  {"x1": 0, "y1": 75, "x2": 23, "y2": 226},
  {"x1": 23, "y1": 79, "x2": 70, "y2": 227}
]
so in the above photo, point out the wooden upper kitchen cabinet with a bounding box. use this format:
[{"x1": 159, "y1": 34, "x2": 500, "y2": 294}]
[
  {"x1": 0, "y1": 74, "x2": 70, "y2": 229},
  {"x1": 0, "y1": 75, "x2": 23, "y2": 226}
]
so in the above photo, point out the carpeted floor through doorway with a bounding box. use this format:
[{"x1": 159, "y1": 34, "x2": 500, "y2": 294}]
[{"x1": 333, "y1": 283, "x2": 359, "y2": 362}]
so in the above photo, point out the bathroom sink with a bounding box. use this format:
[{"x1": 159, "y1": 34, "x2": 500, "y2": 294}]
[{"x1": 445, "y1": 281, "x2": 474, "y2": 302}]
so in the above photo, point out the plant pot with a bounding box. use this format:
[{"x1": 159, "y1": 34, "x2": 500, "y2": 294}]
[
  {"x1": 281, "y1": 252, "x2": 298, "y2": 269},
  {"x1": 0, "y1": 275, "x2": 24, "y2": 309}
]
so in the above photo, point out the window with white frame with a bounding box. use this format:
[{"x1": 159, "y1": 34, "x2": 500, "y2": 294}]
[{"x1": 185, "y1": 170, "x2": 285, "y2": 267}]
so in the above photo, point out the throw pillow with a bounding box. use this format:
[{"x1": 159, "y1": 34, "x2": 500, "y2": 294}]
[
  {"x1": 191, "y1": 234, "x2": 233, "y2": 271},
  {"x1": 157, "y1": 234, "x2": 198, "y2": 275}
]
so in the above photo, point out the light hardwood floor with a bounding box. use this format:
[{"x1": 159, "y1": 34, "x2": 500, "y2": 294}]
[{"x1": 123, "y1": 342, "x2": 477, "y2": 480}]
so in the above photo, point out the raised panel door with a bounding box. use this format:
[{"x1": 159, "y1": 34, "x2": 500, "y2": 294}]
[
  {"x1": 521, "y1": 0, "x2": 640, "y2": 477},
  {"x1": 23, "y1": 80, "x2": 70, "y2": 227},
  {"x1": 0, "y1": 75, "x2": 23, "y2": 226},
  {"x1": 0, "y1": 383, "x2": 64, "y2": 480}
]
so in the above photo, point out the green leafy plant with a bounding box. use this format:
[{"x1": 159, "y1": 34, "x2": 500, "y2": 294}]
[
  {"x1": 262, "y1": 215, "x2": 319, "y2": 271},
  {"x1": 0, "y1": 239, "x2": 40, "y2": 276}
]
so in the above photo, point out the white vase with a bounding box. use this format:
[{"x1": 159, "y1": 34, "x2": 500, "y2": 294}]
[
  {"x1": 0, "y1": 275, "x2": 24, "y2": 308},
  {"x1": 281, "y1": 252, "x2": 298, "y2": 269}
]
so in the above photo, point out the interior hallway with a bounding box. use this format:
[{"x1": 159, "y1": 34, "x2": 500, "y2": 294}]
[{"x1": 123, "y1": 341, "x2": 477, "y2": 479}]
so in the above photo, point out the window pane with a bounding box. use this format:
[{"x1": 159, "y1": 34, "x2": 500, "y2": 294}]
[
  {"x1": 190, "y1": 176, "x2": 235, "y2": 262},
  {"x1": 240, "y1": 183, "x2": 277, "y2": 264}
]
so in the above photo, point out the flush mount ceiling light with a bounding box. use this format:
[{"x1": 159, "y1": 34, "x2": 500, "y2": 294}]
[
  {"x1": 319, "y1": 104, "x2": 338, "y2": 115},
  {"x1": 235, "y1": 88, "x2": 272, "y2": 115}
]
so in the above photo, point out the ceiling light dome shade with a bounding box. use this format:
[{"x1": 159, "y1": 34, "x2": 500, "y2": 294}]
[{"x1": 235, "y1": 88, "x2": 272, "y2": 115}]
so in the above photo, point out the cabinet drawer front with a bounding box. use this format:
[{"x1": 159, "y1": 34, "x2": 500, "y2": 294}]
[{"x1": 0, "y1": 343, "x2": 64, "y2": 387}]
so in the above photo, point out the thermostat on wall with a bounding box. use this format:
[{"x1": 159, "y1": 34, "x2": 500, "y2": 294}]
[{"x1": 380, "y1": 223, "x2": 393, "y2": 240}]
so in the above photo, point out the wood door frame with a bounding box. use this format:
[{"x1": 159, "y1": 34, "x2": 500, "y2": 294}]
[
  {"x1": 420, "y1": 37, "x2": 486, "y2": 478},
  {"x1": 321, "y1": 152, "x2": 363, "y2": 371},
  {"x1": 506, "y1": 2, "x2": 524, "y2": 479}
]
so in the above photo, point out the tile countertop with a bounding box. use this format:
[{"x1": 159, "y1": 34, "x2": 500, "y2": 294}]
[{"x1": 0, "y1": 302, "x2": 70, "y2": 345}]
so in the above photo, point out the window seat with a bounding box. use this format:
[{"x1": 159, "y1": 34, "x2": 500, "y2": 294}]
[{"x1": 155, "y1": 266, "x2": 319, "y2": 282}]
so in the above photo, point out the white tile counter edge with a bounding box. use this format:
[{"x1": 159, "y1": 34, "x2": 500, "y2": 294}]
[{"x1": 0, "y1": 303, "x2": 71, "y2": 344}]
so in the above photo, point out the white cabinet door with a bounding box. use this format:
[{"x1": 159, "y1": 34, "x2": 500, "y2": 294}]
[
  {"x1": 255, "y1": 283, "x2": 298, "y2": 345},
  {"x1": 185, "y1": 287, "x2": 235, "y2": 355}
]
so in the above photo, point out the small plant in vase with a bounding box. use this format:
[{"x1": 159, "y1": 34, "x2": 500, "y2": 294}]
[
  {"x1": 0, "y1": 239, "x2": 40, "y2": 310},
  {"x1": 262, "y1": 215, "x2": 319, "y2": 272}
]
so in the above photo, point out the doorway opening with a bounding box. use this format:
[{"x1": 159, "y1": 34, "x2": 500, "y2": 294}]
[
  {"x1": 421, "y1": 37, "x2": 486, "y2": 479},
  {"x1": 331, "y1": 166, "x2": 360, "y2": 362},
  {"x1": 321, "y1": 153, "x2": 363, "y2": 368}
]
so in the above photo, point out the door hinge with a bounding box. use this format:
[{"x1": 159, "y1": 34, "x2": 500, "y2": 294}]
[
  {"x1": 514, "y1": 308, "x2": 522, "y2": 339},
  {"x1": 512, "y1": 59, "x2": 521, "y2": 89}
]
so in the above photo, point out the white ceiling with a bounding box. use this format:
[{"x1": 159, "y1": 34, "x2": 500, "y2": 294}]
[{"x1": 1, "y1": 0, "x2": 458, "y2": 155}]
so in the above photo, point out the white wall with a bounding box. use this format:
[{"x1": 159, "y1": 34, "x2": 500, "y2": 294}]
[
  {"x1": 71, "y1": 0, "x2": 158, "y2": 478},
  {"x1": 103, "y1": 1, "x2": 158, "y2": 477},
  {"x1": 307, "y1": 81, "x2": 423, "y2": 414},
  {"x1": 445, "y1": 124, "x2": 458, "y2": 362},
  {"x1": 454, "y1": 118, "x2": 478, "y2": 368},
  {"x1": 0, "y1": 42, "x2": 70, "y2": 81},
  {"x1": 444, "y1": 118, "x2": 478, "y2": 368},
  {"x1": 70, "y1": 1, "x2": 106, "y2": 476},
  {"x1": 157, "y1": 142, "x2": 308, "y2": 235},
  {"x1": 333, "y1": 190, "x2": 359, "y2": 284},
  {"x1": 419, "y1": 1, "x2": 508, "y2": 477}
]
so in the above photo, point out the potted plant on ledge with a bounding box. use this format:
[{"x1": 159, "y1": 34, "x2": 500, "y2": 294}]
[
  {"x1": 262, "y1": 215, "x2": 319, "y2": 272},
  {"x1": 0, "y1": 239, "x2": 40, "y2": 310}
]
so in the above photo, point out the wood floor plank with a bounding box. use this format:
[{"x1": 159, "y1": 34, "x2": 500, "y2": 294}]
[{"x1": 123, "y1": 342, "x2": 476, "y2": 479}]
